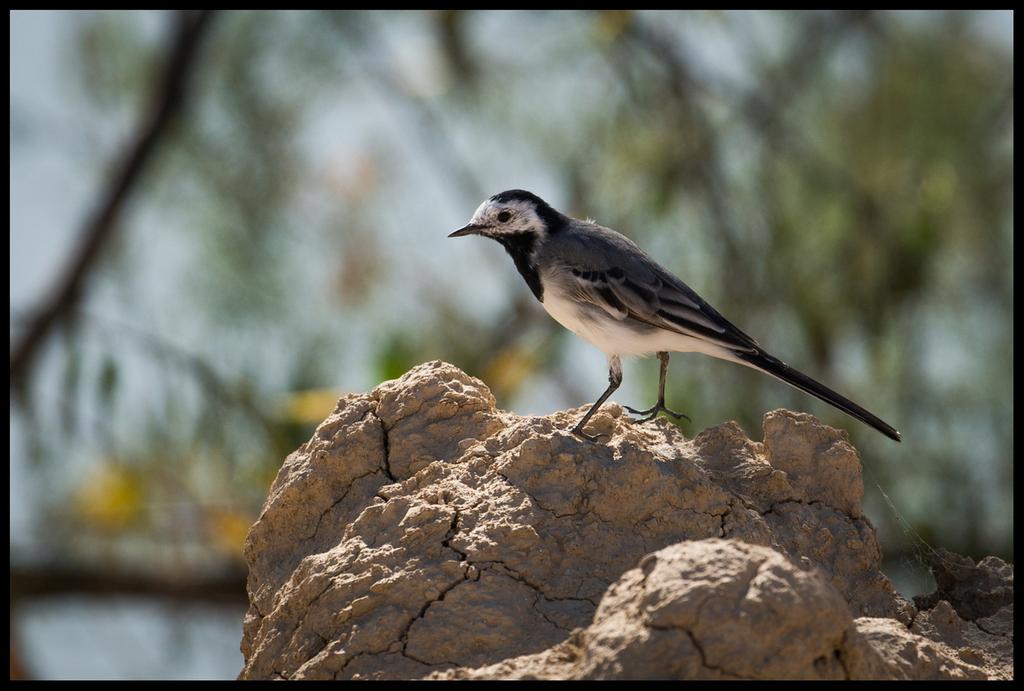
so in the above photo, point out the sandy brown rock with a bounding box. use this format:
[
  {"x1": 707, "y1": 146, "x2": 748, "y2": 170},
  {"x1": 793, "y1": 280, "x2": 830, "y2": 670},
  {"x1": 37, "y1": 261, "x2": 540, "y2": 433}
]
[
  {"x1": 899, "y1": 549, "x2": 1015, "y2": 680},
  {"x1": 851, "y1": 615, "x2": 1003, "y2": 680},
  {"x1": 914, "y1": 549, "x2": 1013, "y2": 621},
  {"x1": 435, "y1": 540, "x2": 1008, "y2": 681},
  {"x1": 239, "y1": 361, "x2": 1010, "y2": 680},
  {"x1": 557, "y1": 539, "x2": 860, "y2": 680},
  {"x1": 908, "y1": 601, "x2": 1013, "y2": 679}
]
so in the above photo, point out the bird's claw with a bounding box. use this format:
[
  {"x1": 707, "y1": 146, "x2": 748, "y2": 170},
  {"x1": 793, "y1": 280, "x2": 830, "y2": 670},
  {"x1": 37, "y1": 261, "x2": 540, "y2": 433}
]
[
  {"x1": 624, "y1": 402, "x2": 691, "y2": 424},
  {"x1": 570, "y1": 424, "x2": 608, "y2": 443},
  {"x1": 623, "y1": 406, "x2": 659, "y2": 423}
]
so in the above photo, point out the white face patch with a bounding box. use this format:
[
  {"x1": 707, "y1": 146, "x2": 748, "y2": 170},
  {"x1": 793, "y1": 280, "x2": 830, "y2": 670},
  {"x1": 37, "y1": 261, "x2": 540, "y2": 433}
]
[{"x1": 470, "y1": 198, "x2": 547, "y2": 238}]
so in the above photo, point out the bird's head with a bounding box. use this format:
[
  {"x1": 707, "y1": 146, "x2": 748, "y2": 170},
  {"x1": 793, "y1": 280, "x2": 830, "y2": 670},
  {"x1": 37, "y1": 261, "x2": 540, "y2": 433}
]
[{"x1": 449, "y1": 189, "x2": 565, "y2": 243}]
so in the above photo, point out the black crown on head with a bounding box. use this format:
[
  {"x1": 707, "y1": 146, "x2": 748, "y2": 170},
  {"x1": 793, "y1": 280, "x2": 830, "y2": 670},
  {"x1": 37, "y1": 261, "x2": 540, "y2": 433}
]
[{"x1": 490, "y1": 189, "x2": 566, "y2": 232}]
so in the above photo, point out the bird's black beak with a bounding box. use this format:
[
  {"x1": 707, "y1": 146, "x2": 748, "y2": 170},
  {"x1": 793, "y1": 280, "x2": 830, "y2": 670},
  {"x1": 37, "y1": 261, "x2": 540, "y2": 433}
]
[{"x1": 448, "y1": 223, "x2": 488, "y2": 238}]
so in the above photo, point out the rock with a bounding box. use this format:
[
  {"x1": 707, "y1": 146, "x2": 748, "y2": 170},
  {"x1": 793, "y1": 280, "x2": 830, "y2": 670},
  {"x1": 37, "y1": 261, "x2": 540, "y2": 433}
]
[
  {"x1": 913, "y1": 549, "x2": 1013, "y2": 621},
  {"x1": 902, "y1": 549, "x2": 1015, "y2": 680},
  {"x1": 906, "y1": 600, "x2": 1013, "y2": 679},
  {"x1": 849, "y1": 616, "x2": 991, "y2": 680},
  {"x1": 467, "y1": 539, "x2": 863, "y2": 680},
  {"x1": 433, "y1": 539, "x2": 1005, "y2": 680},
  {"x1": 238, "y1": 361, "x2": 1012, "y2": 680}
]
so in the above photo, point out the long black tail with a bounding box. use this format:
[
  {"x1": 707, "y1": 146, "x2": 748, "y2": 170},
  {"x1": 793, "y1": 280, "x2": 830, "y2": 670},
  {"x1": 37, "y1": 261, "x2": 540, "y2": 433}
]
[{"x1": 733, "y1": 349, "x2": 901, "y2": 442}]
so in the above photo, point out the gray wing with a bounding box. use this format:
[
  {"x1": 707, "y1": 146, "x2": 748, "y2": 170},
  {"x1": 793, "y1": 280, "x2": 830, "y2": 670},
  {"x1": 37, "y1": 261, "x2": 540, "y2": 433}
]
[{"x1": 541, "y1": 222, "x2": 761, "y2": 353}]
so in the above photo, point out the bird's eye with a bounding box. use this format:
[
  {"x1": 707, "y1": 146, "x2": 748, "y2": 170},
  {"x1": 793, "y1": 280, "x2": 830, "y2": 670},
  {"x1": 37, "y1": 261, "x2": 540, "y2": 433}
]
[{"x1": 497, "y1": 211, "x2": 512, "y2": 223}]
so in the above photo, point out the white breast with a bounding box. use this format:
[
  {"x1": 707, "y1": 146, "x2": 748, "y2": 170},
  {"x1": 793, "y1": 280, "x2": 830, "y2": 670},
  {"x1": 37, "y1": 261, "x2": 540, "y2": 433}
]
[{"x1": 541, "y1": 283, "x2": 732, "y2": 360}]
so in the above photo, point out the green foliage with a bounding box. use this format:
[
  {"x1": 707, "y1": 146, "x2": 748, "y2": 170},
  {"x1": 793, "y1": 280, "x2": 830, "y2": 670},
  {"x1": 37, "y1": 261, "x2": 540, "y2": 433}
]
[{"x1": 377, "y1": 332, "x2": 420, "y2": 383}]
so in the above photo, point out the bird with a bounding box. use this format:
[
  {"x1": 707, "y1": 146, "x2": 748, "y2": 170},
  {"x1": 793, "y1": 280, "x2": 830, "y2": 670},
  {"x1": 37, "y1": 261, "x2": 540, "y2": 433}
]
[{"x1": 448, "y1": 189, "x2": 901, "y2": 443}]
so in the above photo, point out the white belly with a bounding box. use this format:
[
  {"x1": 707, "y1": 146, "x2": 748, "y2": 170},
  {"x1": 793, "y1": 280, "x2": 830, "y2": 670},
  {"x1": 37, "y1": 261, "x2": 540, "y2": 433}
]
[{"x1": 541, "y1": 289, "x2": 732, "y2": 360}]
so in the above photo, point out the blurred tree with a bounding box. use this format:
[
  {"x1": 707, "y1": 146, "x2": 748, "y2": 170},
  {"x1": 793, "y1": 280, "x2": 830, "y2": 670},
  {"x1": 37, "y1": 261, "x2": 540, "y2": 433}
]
[{"x1": 9, "y1": 9, "x2": 1012, "y2": 677}]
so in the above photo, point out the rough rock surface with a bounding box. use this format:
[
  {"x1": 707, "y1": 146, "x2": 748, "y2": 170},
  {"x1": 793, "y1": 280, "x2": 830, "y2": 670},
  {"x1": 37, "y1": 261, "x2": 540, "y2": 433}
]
[
  {"x1": 913, "y1": 548, "x2": 1013, "y2": 621},
  {"x1": 239, "y1": 361, "x2": 1013, "y2": 680},
  {"x1": 433, "y1": 540, "x2": 1006, "y2": 680}
]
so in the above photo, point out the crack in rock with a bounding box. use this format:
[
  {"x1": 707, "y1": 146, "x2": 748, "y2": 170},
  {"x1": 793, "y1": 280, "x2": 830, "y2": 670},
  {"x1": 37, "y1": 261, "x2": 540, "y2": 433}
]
[
  {"x1": 303, "y1": 469, "x2": 382, "y2": 542},
  {"x1": 398, "y1": 571, "x2": 471, "y2": 657},
  {"x1": 374, "y1": 410, "x2": 396, "y2": 482}
]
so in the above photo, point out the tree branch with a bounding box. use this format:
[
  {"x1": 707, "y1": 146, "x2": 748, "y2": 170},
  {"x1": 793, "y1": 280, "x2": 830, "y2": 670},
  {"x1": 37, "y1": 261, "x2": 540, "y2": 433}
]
[
  {"x1": 10, "y1": 10, "x2": 217, "y2": 392},
  {"x1": 10, "y1": 563, "x2": 247, "y2": 606}
]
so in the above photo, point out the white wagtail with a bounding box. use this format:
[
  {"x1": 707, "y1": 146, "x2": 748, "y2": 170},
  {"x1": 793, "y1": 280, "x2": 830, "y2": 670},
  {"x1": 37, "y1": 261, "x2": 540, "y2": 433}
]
[{"x1": 449, "y1": 189, "x2": 901, "y2": 443}]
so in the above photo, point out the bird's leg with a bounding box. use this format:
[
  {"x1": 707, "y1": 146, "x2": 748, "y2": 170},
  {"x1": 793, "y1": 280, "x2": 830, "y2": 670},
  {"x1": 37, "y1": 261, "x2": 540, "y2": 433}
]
[
  {"x1": 571, "y1": 355, "x2": 622, "y2": 442},
  {"x1": 624, "y1": 352, "x2": 691, "y2": 423}
]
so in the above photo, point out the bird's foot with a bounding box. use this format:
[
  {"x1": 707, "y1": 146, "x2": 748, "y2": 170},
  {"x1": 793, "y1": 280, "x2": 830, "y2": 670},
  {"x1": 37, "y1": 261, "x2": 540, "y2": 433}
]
[
  {"x1": 624, "y1": 401, "x2": 691, "y2": 424},
  {"x1": 570, "y1": 423, "x2": 608, "y2": 443}
]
